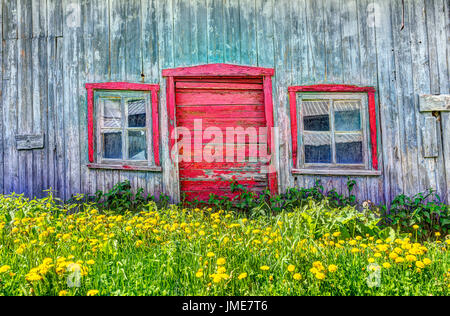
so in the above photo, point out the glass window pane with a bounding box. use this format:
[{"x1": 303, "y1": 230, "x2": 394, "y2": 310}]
[
  {"x1": 304, "y1": 133, "x2": 332, "y2": 163},
  {"x1": 103, "y1": 132, "x2": 122, "y2": 159},
  {"x1": 102, "y1": 98, "x2": 122, "y2": 128},
  {"x1": 303, "y1": 100, "x2": 330, "y2": 131},
  {"x1": 128, "y1": 99, "x2": 146, "y2": 128},
  {"x1": 128, "y1": 130, "x2": 147, "y2": 161},
  {"x1": 335, "y1": 133, "x2": 363, "y2": 164},
  {"x1": 334, "y1": 100, "x2": 361, "y2": 131}
]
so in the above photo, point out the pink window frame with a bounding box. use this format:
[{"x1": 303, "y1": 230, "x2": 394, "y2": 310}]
[
  {"x1": 162, "y1": 63, "x2": 278, "y2": 195},
  {"x1": 288, "y1": 84, "x2": 379, "y2": 171},
  {"x1": 85, "y1": 82, "x2": 160, "y2": 167}
]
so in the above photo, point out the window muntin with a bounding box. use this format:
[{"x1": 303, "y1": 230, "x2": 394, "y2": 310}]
[
  {"x1": 95, "y1": 91, "x2": 151, "y2": 166},
  {"x1": 298, "y1": 93, "x2": 369, "y2": 169}
]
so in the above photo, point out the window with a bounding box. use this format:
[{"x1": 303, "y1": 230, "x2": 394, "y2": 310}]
[
  {"x1": 85, "y1": 83, "x2": 160, "y2": 171},
  {"x1": 289, "y1": 85, "x2": 380, "y2": 176}
]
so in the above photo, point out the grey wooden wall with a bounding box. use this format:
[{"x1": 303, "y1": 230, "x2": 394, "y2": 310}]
[{"x1": 0, "y1": 0, "x2": 449, "y2": 204}]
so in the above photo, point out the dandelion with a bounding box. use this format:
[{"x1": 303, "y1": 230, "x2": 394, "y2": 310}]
[
  {"x1": 315, "y1": 272, "x2": 326, "y2": 280},
  {"x1": 423, "y1": 258, "x2": 432, "y2": 265},
  {"x1": 328, "y1": 265, "x2": 338, "y2": 273},
  {"x1": 87, "y1": 290, "x2": 99, "y2": 296},
  {"x1": 260, "y1": 266, "x2": 270, "y2": 271},
  {"x1": 415, "y1": 261, "x2": 425, "y2": 269},
  {"x1": 293, "y1": 273, "x2": 301, "y2": 280},
  {"x1": 195, "y1": 271, "x2": 204, "y2": 278},
  {"x1": 287, "y1": 265, "x2": 295, "y2": 273},
  {"x1": 238, "y1": 273, "x2": 247, "y2": 280},
  {"x1": 206, "y1": 252, "x2": 215, "y2": 258},
  {"x1": 412, "y1": 225, "x2": 419, "y2": 230},
  {"x1": 382, "y1": 262, "x2": 391, "y2": 269},
  {"x1": 0, "y1": 265, "x2": 11, "y2": 273},
  {"x1": 395, "y1": 257, "x2": 405, "y2": 264},
  {"x1": 58, "y1": 290, "x2": 68, "y2": 296},
  {"x1": 216, "y1": 258, "x2": 226, "y2": 266}
]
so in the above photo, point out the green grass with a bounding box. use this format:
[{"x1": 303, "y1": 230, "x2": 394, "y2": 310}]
[{"x1": 0, "y1": 194, "x2": 448, "y2": 296}]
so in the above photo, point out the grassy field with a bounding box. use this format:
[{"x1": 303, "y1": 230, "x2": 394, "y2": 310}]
[{"x1": 0, "y1": 193, "x2": 448, "y2": 296}]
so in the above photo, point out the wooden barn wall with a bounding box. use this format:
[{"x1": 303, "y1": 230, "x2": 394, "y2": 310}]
[{"x1": 0, "y1": 0, "x2": 449, "y2": 204}]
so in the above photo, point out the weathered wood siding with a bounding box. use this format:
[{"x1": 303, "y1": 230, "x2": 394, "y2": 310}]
[{"x1": 0, "y1": 0, "x2": 449, "y2": 204}]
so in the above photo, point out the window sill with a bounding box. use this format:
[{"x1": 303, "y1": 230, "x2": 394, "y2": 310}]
[
  {"x1": 292, "y1": 168, "x2": 381, "y2": 176},
  {"x1": 87, "y1": 163, "x2": 162, "y2": 172}
]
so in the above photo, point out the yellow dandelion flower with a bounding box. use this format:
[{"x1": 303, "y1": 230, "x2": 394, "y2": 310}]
[
  {"x1": 287, "y1": 265, "x2": 295, "y2": 273},
  {"x1": 238, "y1": 273, "x2": 247, "y2": 280},
  {"x1": 216, "y1": 258, "x2": 226, "y2": 266},
  {"x1": 315, "y1": 272, "x2": 326, "y2": 280},
  {"x1": 328, "y1": 264, "x2": 338, "y2": 273},
  {"x1": 415, "y1": 261, "x2": 425, "y2": 269},
  {"x1": 87, "y1": 290, "x2": 99, "y2": 296},
  {"x1": 423, "y1": 258, "x2": 432, "y2": 265},
  {"x1": 293, "y1": 273, "x2": 301, "y2": 280},
  {"x1": 260, "y1": 265, "x2": 270, "y2": 271},
  {"x1": 382, "y1": 262, "x2": 391, "y2": 269}
]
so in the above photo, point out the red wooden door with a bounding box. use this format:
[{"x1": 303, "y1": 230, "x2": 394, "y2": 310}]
[{"x1": 175, "y1": 77, "x2": 270, "y2": 201}]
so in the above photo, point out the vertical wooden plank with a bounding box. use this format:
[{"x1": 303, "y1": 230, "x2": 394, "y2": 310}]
[
  {"x1": 223, "y1": 0, "x2": 240, "y2": 64},
  {"x1": 142, "y1": 0, "x2": 160, "y2": 197},
  {"x1": 3, "y1": 0, "x2": 18, "y2": 40},
  {"x1": 46, "y1": 0, "x2": 64, "y2": 198},
  {"x1": 256, "y1": 0, "x2": 274, "y2": 68},
  {"x1": 0, "y1": 0, "x2": 3, "y2": 194},
  {"x1": 409, "y1": 0, "x2": 438, "y2": 194},
  {"x1": 273, "y1": 0, "x2": 291, "y2": 193},
  {"x1": 78, "y1": 0, "x2": 92, "y2": 197},
  {"x1": 374, "y1": 0, "x2": 403, "y2": 203},
  {"x1": 17, "y1": 0, "x2": 33, "y2": 196},
  {"x1": 48, "y1": 0, "x2": 63, "y2": 37},
  {"x1": 390, "y1": 0, "x2": 419, "y2": 199},
  {"x1": 439, "y1": 0, "x2": 450, "y2": 203},
  {"x1": 2, "y1": 39, "x2": 19, "y2": 194},
  {"x1": 31, "y1": 36, "x2": 47, "y2": 197},
  {"x1": 189, "y1": 0, "x2": 208, "y2": 65},
  {"x1": 290, "y1": 0, "x2": 307, "y2": 189},
  {"x1": 62, "y1": 0, "x2": 82, "y2": 199},
  {"x1": 239, "y1": 0, "x2": 257, "y2": 66},
  {"x1": 32, "y1": 0, "x2": 47, "y2": 38},
  {"x1": 157, "y1": 0, "x2": 178, "y2": 201},
  {"x1": 324, "y1": 0, "x2": 343, "y2": 83},
  {"x1": 425, "y1": 0, "x2": 448, "y2": 202},
  {"x1": 358, "y1": 0, "x2": 383, "y2": 204},
  {"x1": 142, "y1": 0, "x2": 159, "y2": 81},
  {"x1": 46, "y1": 36, "x2": 57, "y2": 196},
  {"x1": 174, "y1": 0, "x2": 191, "y2": 66},
  {"x1": 207, "y1": 0, "x2": 224, "y2": 63},
  {"x1": 55, "y1": 36, "x2": 66, "y2": 199},
  {"x1": 305, "y1": 0, "x2": 326, "y2": 83}
]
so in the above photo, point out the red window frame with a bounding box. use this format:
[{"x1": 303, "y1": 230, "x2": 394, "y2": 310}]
[
  {"x1": 288, "y1": 84, "x2": 379, "y2": 171},
  {"x1": 162, "y1": 63, "x2": 278, "y2": 195},
  {"x1": 85, "y1": 82, "x2": 160, "y2": 167}
]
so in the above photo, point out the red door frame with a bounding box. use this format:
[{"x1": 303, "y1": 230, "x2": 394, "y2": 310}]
[{"x1": 162, "y1": 63, "x2": 278, "y2": 196}]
